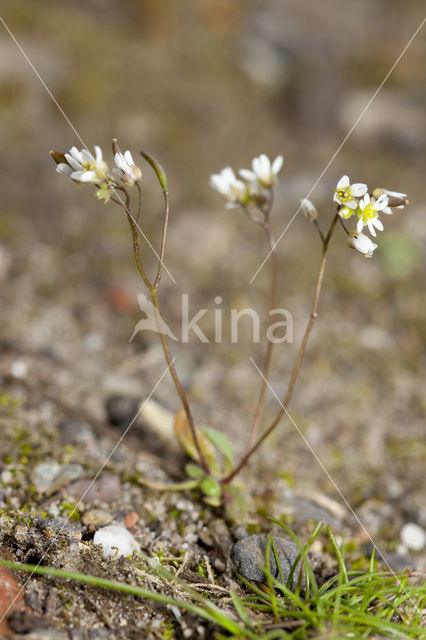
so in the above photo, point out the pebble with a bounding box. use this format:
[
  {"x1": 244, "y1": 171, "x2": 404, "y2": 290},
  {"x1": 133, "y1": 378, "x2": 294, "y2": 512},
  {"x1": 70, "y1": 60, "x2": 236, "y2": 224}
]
[
  {"x1": 82, "y1": 510, "x2": 113, "y2": 527},
  {"x1": 94, "y1": 525, "x2": 140, "y2": 558},
  {"x1": 124, "y1": 511, "x2": 140, "y2": 529},
  {"x1": 400, "y1": 523, "x2": 426, "y2": 551},
  {"x1": 105, "y1": 394, "x2": 140, "y2": 427},
  {"x1": 65, "y1": 474, "x2": 121, "y2": 503},
  {"x1": 230, "y1": 534, "x2": 306, "y2": 589},
  {"x1": 57, "y1": 418, "x2": 95, "y2": 446},
  {"x1": 10, "y1": 360, "x2": 28, "y2": 378},
  {"x1": 32, "y1": 462, "x2": 84, "y2": 494},
  {"x1": 35, "y1": 517, "x2": 81, "y2": 541}
]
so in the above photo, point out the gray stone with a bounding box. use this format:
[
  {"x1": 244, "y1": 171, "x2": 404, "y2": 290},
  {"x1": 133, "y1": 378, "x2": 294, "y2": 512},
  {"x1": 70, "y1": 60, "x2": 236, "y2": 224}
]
[
  {"x1": 57, "y1": 418, "x2": 95, "y2": 446},
  {"x1": 230, "y1": 534, "x2": 306, "y2": 589},
  {"x1": 65, "y1": 473, "x2": 121, "y2": 504},
  {"x1": 32, "y1": 462, "x2": 84, "y2": 494},
  {"x1": 35, "y1": 517, "x2": 81, "y2": 541},
  {"x1": 105, "y1": 394, "x2": 140, "y2": 427}
]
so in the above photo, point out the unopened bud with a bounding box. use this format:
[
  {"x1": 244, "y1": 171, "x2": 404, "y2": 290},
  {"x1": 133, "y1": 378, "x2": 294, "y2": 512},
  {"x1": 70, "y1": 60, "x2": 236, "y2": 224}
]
[
  {"x1": 112, "y1": 138, "x2": 121, "y2": 155},
  {"x1": 300, "y1": 198, "x2": 318, "y2": 221},
  {"x1": 50, "y1": 150, "x2": 68, "y2": 165},
  {"x1": 372, "y1": 188, "x2": 408, "y2": 208}
]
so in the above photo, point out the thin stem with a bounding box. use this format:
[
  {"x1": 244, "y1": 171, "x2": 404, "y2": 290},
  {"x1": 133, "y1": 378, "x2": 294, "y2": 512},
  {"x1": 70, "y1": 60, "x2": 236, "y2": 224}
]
[
  {"x1": 136, "y1": 182, "x2": 142, "y2": 223},
  {"x1": 313, "y1": 219, "x2": 325, "y2": 243},
  {"x1": 154, "y1": 188, "x2": 170, "y2": 288},
  {"x1": 224, "y1": 212, "x2": 339, "y2": 483},
  {"x1": 116, "y1": 186, "x2": 152, "y2": 290},
  {"x1": 245, "y1": 220, "x2": 278, "y2": 451},
  {"x1": 242, "y1": 208, "x2": 264, "y2": 225},
  {"x1": 150, "y1": 290, "x2": 210, "y2": 474},
  {"x1": 115, "y1": 184, "x2": 210, "y2": 474},
  {"x1": 339, "y1": 216, "x2": 350, "y2": 235}
]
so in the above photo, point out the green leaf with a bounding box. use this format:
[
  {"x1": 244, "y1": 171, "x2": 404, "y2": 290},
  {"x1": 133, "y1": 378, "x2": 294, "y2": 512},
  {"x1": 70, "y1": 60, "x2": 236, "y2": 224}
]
[
  {"x1": 174, "y1": 410, "x2": 220, "y2": 474},
  {"x1": 203, "y1": 495, "x2": 222, "y2": 507},
  {"x1": 201, "y1": 427, "x2": 234, "y2": 473},
  {"x1": 185, "y1": 463, "x2": 205, "y2": 480},
  {"x1": 222, "y1": 484, "x2": 249, "y2": 524},
  {"x1": 200, "y1": 476, "x2": 221, "y2": 499}
]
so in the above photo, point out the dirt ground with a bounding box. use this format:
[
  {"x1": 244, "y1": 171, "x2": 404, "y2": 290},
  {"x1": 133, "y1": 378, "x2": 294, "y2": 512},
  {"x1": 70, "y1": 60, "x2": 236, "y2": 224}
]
[{"x1": 0, "y1": 1, "x2": 425, "y2": 637}]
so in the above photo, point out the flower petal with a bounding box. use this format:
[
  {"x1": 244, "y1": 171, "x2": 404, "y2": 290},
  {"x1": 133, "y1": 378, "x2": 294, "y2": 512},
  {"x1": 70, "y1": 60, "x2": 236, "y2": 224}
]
[
  {"x1": 337, "y1": 175, "x2": 349, "y2": 189},
  {"x1": 124, "y1": 150, "x2": 134, "y2": 166},
  {"x1": 239, "y1": 169, "x2": 256, "y2": 181},
  {"x1": 351, "y1": 183, "x2": 368, "y2": 197},
  {"x1": 56, "y1": 163, "x2": 73, "y2": 176},
  {"x1": 272, "y1": 154, "x2": 283, "y2": 175}
]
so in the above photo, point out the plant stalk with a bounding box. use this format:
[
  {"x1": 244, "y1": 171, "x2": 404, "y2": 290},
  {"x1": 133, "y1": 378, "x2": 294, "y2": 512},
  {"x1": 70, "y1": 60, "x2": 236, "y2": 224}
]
[
  {"x1": 245, "y1": 220, "x2": 279, "y2": 451},
  {"x1": 224, "y1": 212, "x2": 339, "y2": 483},
  {"x1": 117, "y1": 185, "x2": 210, "y2": 474}
]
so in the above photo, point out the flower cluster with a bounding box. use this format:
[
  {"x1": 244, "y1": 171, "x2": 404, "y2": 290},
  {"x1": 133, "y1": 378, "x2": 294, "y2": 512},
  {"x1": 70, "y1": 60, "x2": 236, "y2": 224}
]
[
  {"x1": 334, "y1": 175, "x2": 408, "y2": 258},
  {"x1": 51, "y1": 139, "x2": 142, "y2": 202},
  {"x1": 210, "y1": 153, "x2": 283, "y2": 209}
]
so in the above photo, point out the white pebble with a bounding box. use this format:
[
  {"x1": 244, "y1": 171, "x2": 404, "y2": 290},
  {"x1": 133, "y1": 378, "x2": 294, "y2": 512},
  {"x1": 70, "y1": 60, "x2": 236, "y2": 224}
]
[
  {"x1": 10, "y1": 360, "x2": 27, "y2": 378},
  {"x1": 94, "y1": 525, "x2": 140, "y2": 558},
  {"x1": 400, "y1": 523, "x2": 425, "y2": 551}
]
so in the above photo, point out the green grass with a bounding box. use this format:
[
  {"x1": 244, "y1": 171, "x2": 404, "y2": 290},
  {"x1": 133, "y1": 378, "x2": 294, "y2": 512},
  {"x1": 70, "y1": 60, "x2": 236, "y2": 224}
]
[{"x1": 1, "y1": 520, "x2": 424, "y2": 639}]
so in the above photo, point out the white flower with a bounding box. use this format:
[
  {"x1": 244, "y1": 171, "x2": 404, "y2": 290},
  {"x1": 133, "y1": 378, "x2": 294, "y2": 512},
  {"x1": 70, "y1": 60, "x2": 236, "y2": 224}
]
[
  {"x1": 356, "y1": 193, "x2": 388, "y2": 236},
  {"x1": 299, "y1": 198, "x2": 318, "y2": 221},
  {"x1": 239, "y1": 154, "x2": 283, "y2": 188},
  {"x1": 56, "y1": 146, "x2": 108, "y2": 185},
  {"x1": 333, "y1": 175, "x2": 367, "y2": 209},
  {"x1": 113, "y1": 150, "x2": 142, "y2": 186},
  {"x1": 347, "y1": 232, "x2": 378, "y2": 258},
  {"x1": 372, "y1": 188, "x2": 408, "y2": 212},
  {"x1": 210, "y1": 167, "x2": 247, "y2": 208}
]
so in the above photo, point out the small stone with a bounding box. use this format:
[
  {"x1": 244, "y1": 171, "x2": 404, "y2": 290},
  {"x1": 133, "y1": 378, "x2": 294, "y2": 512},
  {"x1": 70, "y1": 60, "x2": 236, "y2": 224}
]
[
  {"x1": 400, "y1": 523, "x2": 426, "y2": 551},
  {"x1": 82, "y1": 510, "x2": 113, "y2": 527},
  {"x1": 35, "y1": 517, "x2": 81, "y2": 541},
  {"x1": 124, "y1": 511, "x2": 140, "y2": 529},
  {"x1": 105, "y1": 394, "x2": 140, "y2": 427},
  {"x1": 14, "y1": 525, "x2": 28, "y2": 545},
  {"x1": 57, "y1": 419, "x2": 95, "y2": 446},
  {"x1": 0, "y1": 566, "x2": 25, "y2": 637},
  {"x1": 94, "y1": 525, "x2": 140, "y2": 558},
  {"x1": 32, "y1": 462, "x2": 84, "y2": 494},
  {"x1": 10, "y1": 360, "x2": 28, "y2": 378},
  {"x1": 230, "y1": 535, "x2": 306, "y2": 589},
  {"x1": 1, "y1": 470, "x2": 13, "y2": 484},
  {"x1": 65, "y1": 474, "x2": 121, "y2": 504}
]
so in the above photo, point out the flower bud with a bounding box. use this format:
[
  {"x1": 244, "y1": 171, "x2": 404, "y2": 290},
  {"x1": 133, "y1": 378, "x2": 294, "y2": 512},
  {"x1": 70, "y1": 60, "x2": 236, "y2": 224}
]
[
  {"x1": 300, "y1": 198, "x2": 318, "y2": 221},
  {"x1": 372, "y1": 188, "x2": 408, "y2": 208},
  {"x1": 347, "y1": 231, "x2": 377, "y2": 258},
  {"x1": 50, "y1": 150, "x2": 68, "y2": 165},
  {"x1": 112, "y1": 138, "x2": 121, "y2": 155}
]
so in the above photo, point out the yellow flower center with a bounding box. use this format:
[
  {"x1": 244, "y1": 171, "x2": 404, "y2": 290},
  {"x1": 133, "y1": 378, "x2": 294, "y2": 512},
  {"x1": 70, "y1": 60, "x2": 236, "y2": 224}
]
[
  {"x1": 337, "y1": 187, "x2": 351, "y2": 203},
  {"x1": 360, "y1": 202, "x2": 378, "y2": 222}
]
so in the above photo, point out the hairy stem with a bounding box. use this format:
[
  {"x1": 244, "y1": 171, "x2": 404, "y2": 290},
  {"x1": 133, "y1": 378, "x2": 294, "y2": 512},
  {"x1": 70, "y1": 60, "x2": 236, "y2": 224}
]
[{"x1": 224, "y1": 212, "x2": 339, "y2": 483}]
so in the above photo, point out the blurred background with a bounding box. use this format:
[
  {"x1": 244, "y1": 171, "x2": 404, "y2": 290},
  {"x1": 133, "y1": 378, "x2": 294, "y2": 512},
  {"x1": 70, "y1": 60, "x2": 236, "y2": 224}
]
[{"x1": 0, "y1": 1, "x2": 425, "y2": 530}]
